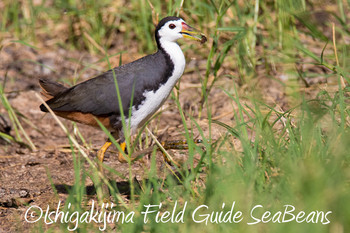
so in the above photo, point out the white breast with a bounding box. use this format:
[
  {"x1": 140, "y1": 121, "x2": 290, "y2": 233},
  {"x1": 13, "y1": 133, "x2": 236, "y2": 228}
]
[{"x1": 127, "y1": 39, "x2": 185, "y2": 134}]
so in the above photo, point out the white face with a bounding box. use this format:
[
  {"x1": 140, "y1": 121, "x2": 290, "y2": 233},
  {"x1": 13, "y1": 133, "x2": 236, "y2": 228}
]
[{"x1": 157, "y1": 19, "x2": 185, "y2": 42}]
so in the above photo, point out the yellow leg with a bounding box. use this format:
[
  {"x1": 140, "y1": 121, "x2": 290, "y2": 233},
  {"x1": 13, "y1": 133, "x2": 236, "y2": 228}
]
[
  {"x1": 118, "y1": 142, "x2": 129, "y2": 163},
  {"x1": 97, "y1": 141, "x2": 112, "y2": 171},
  {"x1": 98, "y1": 141, "x2": 129, "y2": 164}
]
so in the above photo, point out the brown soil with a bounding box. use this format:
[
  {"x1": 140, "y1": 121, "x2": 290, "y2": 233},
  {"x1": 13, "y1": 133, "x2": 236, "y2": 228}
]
[{"x1": 0, "y1": 41, "x2": 240, "y2": 232}]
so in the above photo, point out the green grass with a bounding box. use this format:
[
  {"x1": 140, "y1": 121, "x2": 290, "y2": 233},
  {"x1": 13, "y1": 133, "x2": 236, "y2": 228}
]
[
  {"x1": 0, "y1": 77, "x2": 36, "y2": 150},
  {"x1": 1, "y1": 0, "x2": 350, "y2": 232}
]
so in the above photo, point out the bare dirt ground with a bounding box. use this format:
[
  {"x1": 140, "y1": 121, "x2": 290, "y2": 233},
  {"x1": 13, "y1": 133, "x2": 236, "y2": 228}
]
[{"x1": 0, "y1": 41, "x2": 245, "y2": 231}]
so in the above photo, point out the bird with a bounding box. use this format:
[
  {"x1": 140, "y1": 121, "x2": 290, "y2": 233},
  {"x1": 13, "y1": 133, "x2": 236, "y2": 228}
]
[{"x1": 39, "y1": 16, "x2": 207, "y2": 171}]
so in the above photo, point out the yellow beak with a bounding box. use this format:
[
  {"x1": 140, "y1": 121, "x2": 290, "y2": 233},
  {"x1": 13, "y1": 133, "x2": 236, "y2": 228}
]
[{"x1": 181, "y1": 22, "x2": 207, "y2": 44}]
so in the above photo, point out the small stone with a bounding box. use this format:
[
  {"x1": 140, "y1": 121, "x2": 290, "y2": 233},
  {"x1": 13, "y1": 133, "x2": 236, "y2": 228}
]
[{"x1": 19, "y1": 189, "x2": 29, "y2": 198}]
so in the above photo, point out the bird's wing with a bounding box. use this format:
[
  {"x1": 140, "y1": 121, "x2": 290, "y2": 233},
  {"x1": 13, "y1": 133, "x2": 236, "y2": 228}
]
[{"x1": 41, "y1": 52, "x2": 170, "y2": 117}]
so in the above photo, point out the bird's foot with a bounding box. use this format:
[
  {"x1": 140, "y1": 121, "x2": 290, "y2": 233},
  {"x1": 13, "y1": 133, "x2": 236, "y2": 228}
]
[
  {"x1": 160, "y1": 139, "x2": 204, "y2": 165},
  {"x1": 161, "y1": 139, "x2": 204, "y2": 150},
  {"x1": 117, "y1": 142, "x2": 136, "y2": 163}
]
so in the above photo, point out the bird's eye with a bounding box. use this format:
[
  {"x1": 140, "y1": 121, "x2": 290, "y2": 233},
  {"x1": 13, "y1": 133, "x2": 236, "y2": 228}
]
[{"x1": 169, "y1": 24, "x2": 176, "y2": 29}]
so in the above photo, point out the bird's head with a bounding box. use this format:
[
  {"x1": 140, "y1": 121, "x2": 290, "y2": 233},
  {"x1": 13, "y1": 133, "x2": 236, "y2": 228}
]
[{"x1": 155, "y1": 16, "x2": 207, "y2": 47}]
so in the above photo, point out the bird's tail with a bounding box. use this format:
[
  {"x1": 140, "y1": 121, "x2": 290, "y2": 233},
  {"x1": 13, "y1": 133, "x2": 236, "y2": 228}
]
[{"x1": 39, "y1": 78, "x2": 67, "y2": 100}]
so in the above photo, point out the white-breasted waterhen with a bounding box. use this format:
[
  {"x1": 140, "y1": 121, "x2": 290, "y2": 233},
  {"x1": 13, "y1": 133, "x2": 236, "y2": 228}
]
[{"x1": 39, "y1": 16, "x2": 207, "y2": 170}]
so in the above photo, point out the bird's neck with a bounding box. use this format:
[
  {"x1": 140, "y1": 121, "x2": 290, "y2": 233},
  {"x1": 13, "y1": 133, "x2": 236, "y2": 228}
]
[{"x1": 158, "y1": 39, "x2": 186, "y2": 82}]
